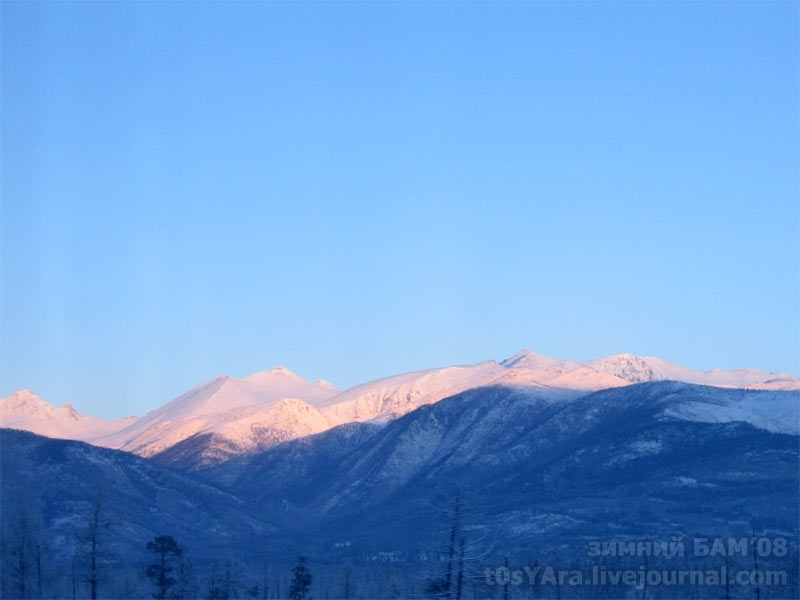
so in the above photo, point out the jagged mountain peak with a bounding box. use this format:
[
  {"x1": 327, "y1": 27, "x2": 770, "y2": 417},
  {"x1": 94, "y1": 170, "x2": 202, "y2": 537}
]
[
  {"x1": 1, "y1": 390, "x2": 85, "y2": 420},
  {"x1": 1, "y1": 389, "x2": 48, "y2": 411},
  {"x1": 0, "y1": 390, "x2": 137, "y2": 442},
  {"x1": 61, "y1": 403, "x2": 80, "y2": 420},
  {"x1": 583, "y1": 353, "x2": 799, "y2": 388},
  {"x1": 585, "y1": 353, "x2": 670, "y2": 383}
]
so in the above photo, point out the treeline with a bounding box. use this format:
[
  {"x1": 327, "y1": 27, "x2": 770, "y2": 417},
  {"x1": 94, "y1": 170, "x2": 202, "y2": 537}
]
[
  {"x1": 3, "y1": 521, "x2": 318, "y2": 600},
  {"x1": 2, "y1": 507, "x2": 319, "y2": 600},
  {"x1": 142, "y1": 535, "x2": 312, "y2": 600},
  {"x1": 2, "y1": 493, "x2": 798, "y2": 599}
]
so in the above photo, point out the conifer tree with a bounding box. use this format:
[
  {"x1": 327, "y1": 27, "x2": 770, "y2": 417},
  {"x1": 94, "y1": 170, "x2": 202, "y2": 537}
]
[
  {"x1": 289, "y1": 555, "x2": 312, "y2": 600},
  {"x1": 145, "y1": 535, "x2": 183, "y2": 600}
]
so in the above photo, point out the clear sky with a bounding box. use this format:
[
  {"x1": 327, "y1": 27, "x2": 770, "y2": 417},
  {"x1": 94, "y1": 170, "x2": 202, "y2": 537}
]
[{"x1": 2, "y1": 1, "x2": 798, "y2": 419}]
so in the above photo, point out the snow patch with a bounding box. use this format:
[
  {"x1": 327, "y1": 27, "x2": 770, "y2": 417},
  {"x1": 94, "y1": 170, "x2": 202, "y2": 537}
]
[{"x1": 662, "y1": 392, "x2": 799, "y2": 434}]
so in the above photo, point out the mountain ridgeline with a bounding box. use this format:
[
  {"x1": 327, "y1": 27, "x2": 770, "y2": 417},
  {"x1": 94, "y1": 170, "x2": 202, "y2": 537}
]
[
  {"x1": 1, "y1": 351, "x2": 798, "y2": 598},
  {"x1": 3, "y1": 350, "x2": 797, "y2": 471}
]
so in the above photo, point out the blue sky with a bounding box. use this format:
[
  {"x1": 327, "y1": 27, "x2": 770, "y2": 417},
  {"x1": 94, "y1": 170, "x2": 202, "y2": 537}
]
[{"x1": 2, "y1": 1, "x2": 797, "y2": 419}]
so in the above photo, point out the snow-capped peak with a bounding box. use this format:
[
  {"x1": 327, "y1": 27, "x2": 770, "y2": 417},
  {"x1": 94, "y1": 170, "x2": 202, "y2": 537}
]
[
  {"x1": 96, "y1": 367, "x2": 341, "y2": 458},
  {"x1": 584, "y1": 353, "x2": 798, "y2": 389},
  {"x1": 243, "y1": 365, "x2": 296, "y2": 380},
  {"x1": 498, "y1": 350, "x2": 799, "y2": 390},
  {"x1": 7, "y1": 351, "x2": 797, "y2": 466},
  {"x1": 584, "y1": 354, "x2": 670, "y2": 383},
  {"x1": 2, "y1": 389, "x2": 50, "y2": 413},
  {"x1": 500, "y1": 349, "x2": 581, "y2": 373},
  {"x1": 0, "y1": 390, "x2": 137, "y2": 442}
]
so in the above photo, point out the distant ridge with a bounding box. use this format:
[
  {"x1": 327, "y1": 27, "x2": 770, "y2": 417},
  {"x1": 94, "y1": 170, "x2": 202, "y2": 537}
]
[
  {"x1": 3, "y1": 350, "x2": 797, "y2": 467},
  {"x1": 0, "y1": 389, "x2": 136, "y2": 442},
  {"x1": 94, "y1": 366, "x2": 340, "y2": 458}
]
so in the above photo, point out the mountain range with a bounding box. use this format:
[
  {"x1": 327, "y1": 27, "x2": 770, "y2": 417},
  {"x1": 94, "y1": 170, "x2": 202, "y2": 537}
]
[
  {"x1": 1, "y1": 349, "x2": 798, "y2": 598},
  {"x1": 217, "y1": 382, "x2": 799, "y2": 552},
  {"x1": 2, "y1": 350, "x2": 797, "y2": 470}
]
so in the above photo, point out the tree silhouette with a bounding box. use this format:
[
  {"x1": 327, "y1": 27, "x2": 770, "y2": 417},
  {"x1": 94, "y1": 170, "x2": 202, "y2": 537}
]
[
  {"x1": 288, "y1": 555, "x2": 312, "y2": 600},
  {"x1": 145, "y1": 535, "x2": 184, "y2": 600},
  {"x1": 4, "y1": 499, "x2": 44, "y2": 600},
  {"x1": 427, "y1": 493, "x2": 464, "y2": 599},
  {"x1": 84, "y1": 492, "x2": 111, "y2": 600},
  {"x1": 341, "y1": 565, "x2": 354, "y2": 600},
  {"x1": 426, "y1": 489, "x2": 493, "y2": 599},
  {"x1": 207, "y1": 558, "x2": 236, "y2": 600}
]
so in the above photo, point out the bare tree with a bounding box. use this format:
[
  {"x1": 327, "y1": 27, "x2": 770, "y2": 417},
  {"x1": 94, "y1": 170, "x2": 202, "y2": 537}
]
[
  {"x1": 175, "y1": 547, "x2": 197, "y2": 600},
  {"x1": 455, "y1": 536, "x2": 465, "y2": 600},
  {"x1": 207, "y1": 559, "x2": 226, "y2": 600},
  {"x1": 750, "y1": 522, "x2": 762, "y2": 600},
  {"x1": 426, "y1": 489, "x2": 494, "y2": 599},
  {"x1": 4, "y1": 497, "x2": 44, "y2": 599},
  {"x1": 342, "y1": 565, "x2": 354, "y2": 600},
  {"x1": 84, "y1": 492, "x2": 111, "y2": 600}
]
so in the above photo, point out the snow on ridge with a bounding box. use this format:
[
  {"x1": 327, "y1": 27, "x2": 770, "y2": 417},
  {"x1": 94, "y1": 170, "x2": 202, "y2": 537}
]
[
  {"x1": 96, "y1": 367, "x2": 340, "y2": 456},
  {"x1": 0, "y1": 390, "x2": 137, "y2": 443},
  {"x1": 523, "y1": 350, "x2": 800, "y2": 389},
  {"x1": 318, "y1": 361, "x2": 510, "y2": 425},
  {"x1": 661, "y1": 390, "x2": 799, "y2": 435},
  {"x1": 6, "y1": 351, "x2": 796, "y2": 461},
  {"x1": 116, "y1": 352, "x2": 799, "y2": 453},
  {"x1": 113, "y1": 366, "x2": 337, "y2": 430},
  {"x1": 536, "y1": 367, "x2": 631, "y2": 391},
  {"x1": 746, "y1": 378, "x2": 800, "y2": 391},
  {"x1": 1, "y1": 389, "x2": 54, "y2": 416},
  {"x1": 500, "y1": 349, "x2": 581, "y2": 373},
  {"x1": 240, "y1": 366, "x2": 340, "y2": 406},
  {"x1": 497, "y1": 351, "x2": 800, "y2": 435}
]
